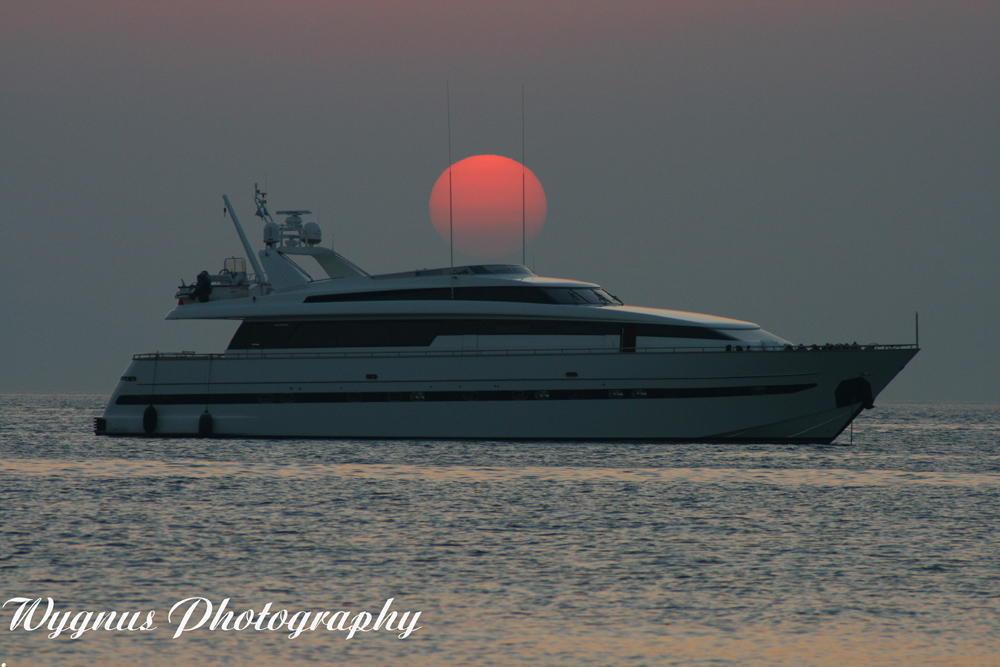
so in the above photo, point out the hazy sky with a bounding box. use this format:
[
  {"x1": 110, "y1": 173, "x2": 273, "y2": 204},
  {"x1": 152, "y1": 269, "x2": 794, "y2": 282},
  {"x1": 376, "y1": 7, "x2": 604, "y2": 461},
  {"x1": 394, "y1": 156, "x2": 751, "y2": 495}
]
[{"x1": 2, "y1": 1, "x2": 997, "y2": 402}]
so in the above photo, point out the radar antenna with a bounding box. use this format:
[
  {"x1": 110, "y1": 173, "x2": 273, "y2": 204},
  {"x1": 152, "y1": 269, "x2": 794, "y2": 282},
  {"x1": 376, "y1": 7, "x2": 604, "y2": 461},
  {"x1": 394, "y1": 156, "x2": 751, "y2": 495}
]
[{"x1": 254, "y1": 184, "x2": 274, "y2": 224}]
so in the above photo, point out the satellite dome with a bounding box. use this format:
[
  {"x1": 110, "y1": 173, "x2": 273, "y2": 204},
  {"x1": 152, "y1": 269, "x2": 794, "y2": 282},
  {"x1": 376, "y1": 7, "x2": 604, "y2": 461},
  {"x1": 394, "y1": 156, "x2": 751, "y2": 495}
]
[
  {"x1": 303, "y1": 221, "x2": 322, "y2": 245},
  {"x1": 263, "y1": 221, "x2": 280, "y2": 246}
]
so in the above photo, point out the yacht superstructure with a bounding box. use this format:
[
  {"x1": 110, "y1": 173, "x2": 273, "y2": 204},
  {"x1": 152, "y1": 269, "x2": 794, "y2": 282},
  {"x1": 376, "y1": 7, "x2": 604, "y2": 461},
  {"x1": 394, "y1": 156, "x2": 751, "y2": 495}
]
[{"x1": 96, "y1": 189, "x2": 917, "y2": 442}]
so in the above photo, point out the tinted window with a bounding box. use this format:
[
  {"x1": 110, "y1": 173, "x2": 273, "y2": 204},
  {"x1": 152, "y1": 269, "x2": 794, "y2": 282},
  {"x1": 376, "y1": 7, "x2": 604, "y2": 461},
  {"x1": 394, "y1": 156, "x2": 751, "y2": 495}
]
[
  {"x1": 637, "y1": 324, "x2": 735, "y2": 340},
  {"x1": 542, "y1": 288, "x2": 622, "y2": 306},
  {"x1": 227, "y1": 318, "x2": 735, "y2": 349},
  {"x1": 228, "y1": 321, "x2": 440, "y2": 349},
  {"x1": 304, "y1": 286, "x2": 556, "y2": 304}
]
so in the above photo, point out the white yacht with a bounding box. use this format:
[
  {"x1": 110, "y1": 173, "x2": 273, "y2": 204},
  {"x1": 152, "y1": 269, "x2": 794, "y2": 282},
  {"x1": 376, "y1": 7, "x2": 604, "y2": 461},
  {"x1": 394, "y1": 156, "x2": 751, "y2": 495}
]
[{"x1": 96, "y1": 188, "x2": 918, "y2": 442}]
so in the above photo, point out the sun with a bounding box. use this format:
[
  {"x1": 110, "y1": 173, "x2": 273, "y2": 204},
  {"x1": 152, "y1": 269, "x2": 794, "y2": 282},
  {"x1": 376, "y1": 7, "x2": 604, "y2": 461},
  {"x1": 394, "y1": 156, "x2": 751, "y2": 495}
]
[{"x1": 429, "y1": 154, "x2": 547, "y2": 259}]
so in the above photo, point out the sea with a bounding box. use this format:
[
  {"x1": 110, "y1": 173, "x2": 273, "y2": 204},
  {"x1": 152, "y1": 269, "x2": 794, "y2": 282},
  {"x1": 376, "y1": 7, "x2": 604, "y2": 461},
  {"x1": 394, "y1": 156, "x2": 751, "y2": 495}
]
[{"x1": 0, "y1": 395, "x2": 997, "y2": 667}]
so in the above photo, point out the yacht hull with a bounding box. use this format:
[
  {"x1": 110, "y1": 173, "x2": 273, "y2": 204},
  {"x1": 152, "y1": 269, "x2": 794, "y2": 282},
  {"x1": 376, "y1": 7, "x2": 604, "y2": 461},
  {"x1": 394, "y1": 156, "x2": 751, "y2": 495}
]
[{"x1": 97, "y1": 346, "x2": 917, "y2": 443}]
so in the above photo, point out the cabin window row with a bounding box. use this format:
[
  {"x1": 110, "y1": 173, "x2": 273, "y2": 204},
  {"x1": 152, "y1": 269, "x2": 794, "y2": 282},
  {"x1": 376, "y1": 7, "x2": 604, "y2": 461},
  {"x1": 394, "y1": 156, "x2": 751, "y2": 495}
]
[
  {"x1": 303, "y1": 286, "x2": 623, "y2": 306},
  {"x1": 227, "y1": 319, "x2": 736, "y2": 350}
]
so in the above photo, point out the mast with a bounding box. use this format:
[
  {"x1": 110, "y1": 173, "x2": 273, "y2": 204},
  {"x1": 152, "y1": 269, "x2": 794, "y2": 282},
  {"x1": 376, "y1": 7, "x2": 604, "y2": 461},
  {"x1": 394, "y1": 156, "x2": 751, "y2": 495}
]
[
  {"x1": 223, "y1": 194, "x2": 267, "y2": 283},
  {"x1": 447, "y1": 81, "x2": 455, "y2": 299},
  {"x1": 521, "y1": 83, "x2": 526, "y2": 266}
]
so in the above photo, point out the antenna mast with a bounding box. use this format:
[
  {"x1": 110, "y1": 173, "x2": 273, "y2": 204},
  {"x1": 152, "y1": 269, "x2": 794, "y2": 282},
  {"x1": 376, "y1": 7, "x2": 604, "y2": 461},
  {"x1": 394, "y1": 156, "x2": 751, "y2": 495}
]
[
  {"x1": 447, "y1": 81, "x2": 455, "y2": 298},
  {"x1": 521, "y1": 83, "x2": 526, "y2": 266}
]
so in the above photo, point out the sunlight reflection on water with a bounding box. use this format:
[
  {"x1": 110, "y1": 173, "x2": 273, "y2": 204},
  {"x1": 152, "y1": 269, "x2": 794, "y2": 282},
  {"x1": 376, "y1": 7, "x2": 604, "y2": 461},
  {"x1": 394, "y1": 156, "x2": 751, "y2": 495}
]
[{"x1": 4, "y1": 458, "x2": 999, "y2": 488}]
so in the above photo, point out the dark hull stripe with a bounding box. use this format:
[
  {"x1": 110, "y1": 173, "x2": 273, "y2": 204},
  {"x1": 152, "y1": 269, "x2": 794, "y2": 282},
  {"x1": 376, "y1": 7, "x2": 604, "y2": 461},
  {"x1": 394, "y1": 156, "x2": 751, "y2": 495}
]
[{"x1": 117, "y1": 383, "x2": 816, "y2": 406}]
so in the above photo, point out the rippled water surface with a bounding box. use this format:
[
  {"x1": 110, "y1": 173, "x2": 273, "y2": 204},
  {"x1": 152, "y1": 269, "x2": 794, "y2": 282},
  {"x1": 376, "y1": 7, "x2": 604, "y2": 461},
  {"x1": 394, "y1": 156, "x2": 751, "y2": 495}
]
[{"x1": 1, "y1": 396, "x2": 997, "y2": 666}]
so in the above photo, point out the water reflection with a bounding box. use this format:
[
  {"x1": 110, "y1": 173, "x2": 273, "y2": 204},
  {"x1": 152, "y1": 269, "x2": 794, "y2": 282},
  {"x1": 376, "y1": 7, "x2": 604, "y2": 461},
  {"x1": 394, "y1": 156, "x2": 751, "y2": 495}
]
[
  {"x1": 1, "y1": 398, "x2": 998, "y2": 666},
  {"x1": 3, "y1": 458, "x2": 998, "y2": 488}
]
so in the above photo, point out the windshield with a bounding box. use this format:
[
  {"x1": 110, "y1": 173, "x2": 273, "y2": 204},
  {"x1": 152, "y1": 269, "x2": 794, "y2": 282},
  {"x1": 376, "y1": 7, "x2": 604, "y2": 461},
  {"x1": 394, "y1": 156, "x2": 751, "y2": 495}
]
[{"x1": 543, "y1": 288, "x2": 623, "y2": 306}]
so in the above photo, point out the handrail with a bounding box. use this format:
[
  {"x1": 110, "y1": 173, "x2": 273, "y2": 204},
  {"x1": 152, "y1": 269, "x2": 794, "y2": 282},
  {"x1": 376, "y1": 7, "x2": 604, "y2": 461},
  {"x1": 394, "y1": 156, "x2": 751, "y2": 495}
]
[{"x1": 133, "y1": 343, "x2": 918, "y2": 362}]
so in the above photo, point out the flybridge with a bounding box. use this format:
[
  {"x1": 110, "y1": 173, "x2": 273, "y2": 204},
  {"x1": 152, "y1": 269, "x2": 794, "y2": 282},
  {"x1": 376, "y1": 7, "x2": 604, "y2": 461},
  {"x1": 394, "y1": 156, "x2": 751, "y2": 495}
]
[
  {"x1": 181, "y1": 187, "x2": 584, "y2": 309},
  {"x1": 246, "y1": 186, "x2": 369, "y2": 288},
  {"x1": 179, "y1": 188, "x2": 371, "y2": 305}
]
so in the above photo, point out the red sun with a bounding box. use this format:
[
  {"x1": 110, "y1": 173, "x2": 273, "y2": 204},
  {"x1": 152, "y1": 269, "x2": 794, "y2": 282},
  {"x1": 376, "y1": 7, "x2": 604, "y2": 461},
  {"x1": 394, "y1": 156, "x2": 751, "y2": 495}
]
[{"x1": 429, "y1": 154, "x2": 547, "y2": 259}]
